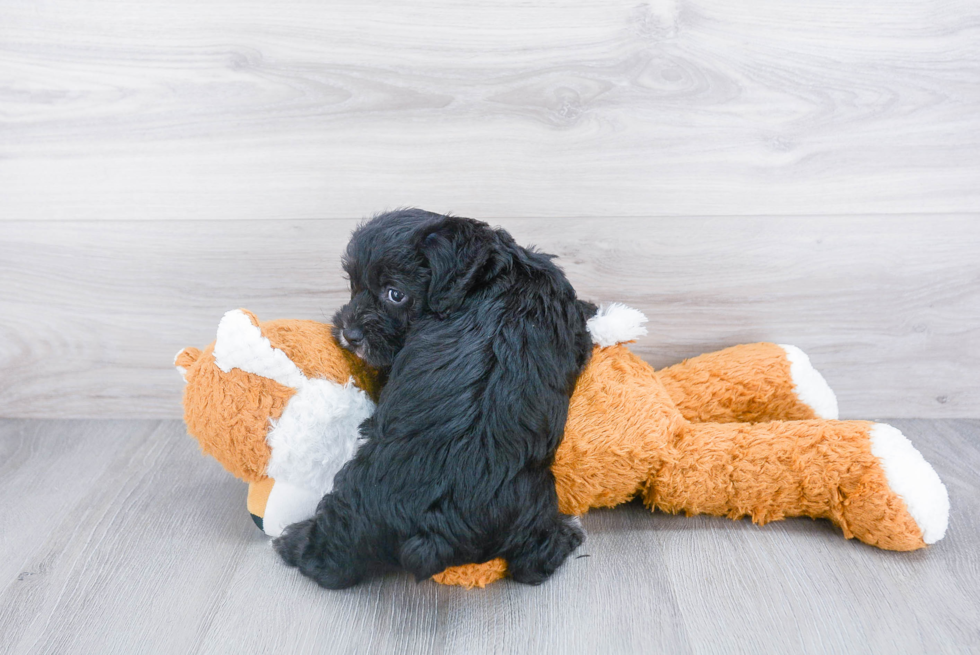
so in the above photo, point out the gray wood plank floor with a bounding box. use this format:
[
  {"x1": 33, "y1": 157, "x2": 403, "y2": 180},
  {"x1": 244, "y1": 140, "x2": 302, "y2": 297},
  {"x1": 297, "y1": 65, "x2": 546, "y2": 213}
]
[{"x1": 1, "y1": 419, "x2": 977, "y2": 655}]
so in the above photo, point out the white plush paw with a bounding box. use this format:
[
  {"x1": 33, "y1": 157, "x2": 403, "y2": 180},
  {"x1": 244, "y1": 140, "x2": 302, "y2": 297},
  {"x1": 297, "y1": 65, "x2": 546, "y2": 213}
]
[
  {"x1": 262, "y1": 480, "x2": 323, "y2": 538},
  {"x1": 870, "y1": 423, "x2": 950, "y2": 544},
  {"x1": 778, "y1": 344, "x2": 839, "y2": 419}
]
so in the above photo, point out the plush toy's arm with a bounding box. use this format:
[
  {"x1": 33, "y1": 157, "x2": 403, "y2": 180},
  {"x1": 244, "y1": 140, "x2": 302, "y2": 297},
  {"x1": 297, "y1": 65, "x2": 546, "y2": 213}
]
[
  {"x1": 643, "y1": 419, "x2": 949, "y2": 551},
  {"x1": 247, "y1": 478, "x2": 324, "y2": 538},
  {"x1": 657, "y1": 343, "x2": 839, "y2": 423}
]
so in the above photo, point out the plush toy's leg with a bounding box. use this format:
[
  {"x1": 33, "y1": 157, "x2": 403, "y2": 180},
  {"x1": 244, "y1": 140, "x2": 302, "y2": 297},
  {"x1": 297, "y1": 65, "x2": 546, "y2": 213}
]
[
  {"x1": 246, "y1": 478, "x2": 322, "y2": 537},
  {"x1": 643, "y1": 420, "x2": 949, "y2": 550},
  {"x1": 657, "y1": 343, "x2": 839, "y2": 423},
  {"x1": 246, "y1": 479, "x2": 275, "y2": 532}
]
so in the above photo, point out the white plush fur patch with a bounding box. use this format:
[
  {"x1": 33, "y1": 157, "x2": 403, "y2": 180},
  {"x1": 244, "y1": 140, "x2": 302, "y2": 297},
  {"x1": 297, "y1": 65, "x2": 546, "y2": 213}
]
[
  {"x1": 213, "y1": 309, "x2": 307, "y2": 389},
  {"x1": 778, "y1": 344, "x2": 839, "y2": 420},
  {"x1": 587, "y1": 303, "x2": 648, "y2": 347},
  {"x1": 262, "y1": 480, "x2": 324, "y2": 538},
  {"x1": 265, "y1": 378, "x2": 375, "y2": 496},
  {"x1": 870, "y1": 423, "x2": 950, "y2": 544}
]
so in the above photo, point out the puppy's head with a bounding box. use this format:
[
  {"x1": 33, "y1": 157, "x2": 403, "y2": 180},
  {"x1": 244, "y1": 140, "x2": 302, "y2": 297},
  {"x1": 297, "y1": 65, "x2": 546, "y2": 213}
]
[{"x1": 332, "y1": 209, "x2": 509, "y2": 368}]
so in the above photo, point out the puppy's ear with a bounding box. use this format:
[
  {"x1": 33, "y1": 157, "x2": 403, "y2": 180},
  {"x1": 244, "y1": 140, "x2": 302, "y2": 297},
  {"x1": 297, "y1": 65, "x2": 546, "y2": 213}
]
[{"x1": 421, "y1": 218, "x2": 507, "y2": 315}]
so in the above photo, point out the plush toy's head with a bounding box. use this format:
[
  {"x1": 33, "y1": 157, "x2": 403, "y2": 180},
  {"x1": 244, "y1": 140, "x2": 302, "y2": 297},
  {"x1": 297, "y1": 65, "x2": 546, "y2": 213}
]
[{"x1": 175, "y1": 309, "x2": 382, "y2": 535}]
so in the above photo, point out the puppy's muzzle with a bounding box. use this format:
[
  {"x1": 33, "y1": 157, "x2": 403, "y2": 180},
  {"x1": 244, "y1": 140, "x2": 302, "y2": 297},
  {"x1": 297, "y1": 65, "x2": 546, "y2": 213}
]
[{"x1": 341, "y1": 326, "x2": 364, "y2": 347}]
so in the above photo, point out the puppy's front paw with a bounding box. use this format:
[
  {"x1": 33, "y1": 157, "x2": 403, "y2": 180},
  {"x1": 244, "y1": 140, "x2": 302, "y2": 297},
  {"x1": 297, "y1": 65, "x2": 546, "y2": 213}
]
[
  {"x1": 273, "y1": 514, "x2": 367, "y2": 590},
  {"x1": 273, "y1": 518, "x2": 315, "y2": 568}
]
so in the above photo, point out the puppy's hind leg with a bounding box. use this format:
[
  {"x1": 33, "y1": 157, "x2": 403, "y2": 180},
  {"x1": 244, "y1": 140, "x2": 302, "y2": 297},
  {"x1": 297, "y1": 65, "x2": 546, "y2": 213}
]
[
  {"x1": 273, "y1": 494, "x2": 368, "y2": 589},
  {"x1": 505, "y1": 513, "x2": 585, "y2": 586}
]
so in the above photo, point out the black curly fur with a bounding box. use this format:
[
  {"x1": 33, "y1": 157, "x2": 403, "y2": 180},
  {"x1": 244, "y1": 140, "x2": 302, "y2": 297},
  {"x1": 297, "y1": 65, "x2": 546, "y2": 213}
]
[{"x1": 274, "y1": 209, "x2": 595, "y2": 588}]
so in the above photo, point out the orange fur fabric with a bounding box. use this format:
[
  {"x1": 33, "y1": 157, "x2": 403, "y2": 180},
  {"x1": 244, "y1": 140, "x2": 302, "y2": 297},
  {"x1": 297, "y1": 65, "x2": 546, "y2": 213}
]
[
  {"x1": 658, "y1": 342, "x2": 820, "y2": 423},
  {"x1": 178, "y1": 309, "x2": 949, "y2": 590}
]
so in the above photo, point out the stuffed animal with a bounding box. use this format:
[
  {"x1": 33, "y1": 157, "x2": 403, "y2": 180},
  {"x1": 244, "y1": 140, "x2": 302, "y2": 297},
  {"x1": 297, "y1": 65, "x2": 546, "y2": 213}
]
[{"x1": 176, "y1": 306, "x2": 949, "y2": 588}]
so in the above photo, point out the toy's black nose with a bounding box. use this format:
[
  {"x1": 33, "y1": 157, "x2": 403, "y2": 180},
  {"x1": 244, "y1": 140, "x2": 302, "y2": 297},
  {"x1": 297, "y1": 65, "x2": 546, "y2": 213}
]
[{"x1": 342, "y1": 326, "x2": 364, "y2": 346}]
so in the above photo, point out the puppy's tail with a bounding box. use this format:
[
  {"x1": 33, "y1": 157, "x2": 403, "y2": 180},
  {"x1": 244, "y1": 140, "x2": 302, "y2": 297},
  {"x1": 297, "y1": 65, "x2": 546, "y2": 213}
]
[{"x1": 398, "y1": 533, "x2": 456, "y2": 582}]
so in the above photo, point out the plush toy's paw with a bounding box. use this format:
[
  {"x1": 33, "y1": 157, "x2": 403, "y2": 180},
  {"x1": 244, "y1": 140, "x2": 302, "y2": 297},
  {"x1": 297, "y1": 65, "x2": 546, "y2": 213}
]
[
  {"x1": 869, "y1": 423, "x2": 950, "y2": 545},
  {"x1": 778, "y1": 345, "x2": 839, "y2": 419},
  {"x1": 831, "y1": 422, "x2": 950, "y2": 551},
  {"x1": 251, "y1": 479, "x2": 323, "y2": 538},
  {"x1": 507, "y1": 515, "x2": 585, "y2": 585}
]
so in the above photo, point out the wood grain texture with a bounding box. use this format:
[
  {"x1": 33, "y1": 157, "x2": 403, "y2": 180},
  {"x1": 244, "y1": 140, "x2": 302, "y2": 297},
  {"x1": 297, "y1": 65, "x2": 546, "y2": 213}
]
[
  {"x1": 1, "y1": 215, "x2": 977, "y2": 419},
  {"x1": 1, "y1": 0, "x2": 979, "y2": 221},
  {"x1": 0, "y1": 419, "x2": 977, "y2": 654}
]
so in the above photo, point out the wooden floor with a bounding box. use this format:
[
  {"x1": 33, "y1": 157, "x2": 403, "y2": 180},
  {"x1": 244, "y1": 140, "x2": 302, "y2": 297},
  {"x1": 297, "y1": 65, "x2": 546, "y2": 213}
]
[{"x1": 1, "y1": 419, "x2": 977, "y2": 654}]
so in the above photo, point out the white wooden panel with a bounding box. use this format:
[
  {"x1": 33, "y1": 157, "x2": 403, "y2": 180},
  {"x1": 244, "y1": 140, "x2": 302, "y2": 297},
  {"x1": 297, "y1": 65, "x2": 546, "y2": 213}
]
[
  {"x1": 0, "y1": 215, "x2": 976, "y2": 418},
  {"x1": 1, "y1": 0, "x2": 979, "y2": 221}
]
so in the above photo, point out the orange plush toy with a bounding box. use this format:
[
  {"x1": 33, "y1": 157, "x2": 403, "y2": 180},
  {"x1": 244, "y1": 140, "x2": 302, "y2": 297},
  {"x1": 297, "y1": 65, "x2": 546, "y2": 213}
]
[{"x1": 177, "y1": 306, "x2": 949, "y2": 588}]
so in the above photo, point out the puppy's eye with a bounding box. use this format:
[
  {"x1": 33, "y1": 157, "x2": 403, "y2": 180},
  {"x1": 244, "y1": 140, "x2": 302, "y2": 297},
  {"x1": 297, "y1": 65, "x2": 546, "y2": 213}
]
[{"x1": 386, "y1": 287, "x2": 407, "y2": 305}]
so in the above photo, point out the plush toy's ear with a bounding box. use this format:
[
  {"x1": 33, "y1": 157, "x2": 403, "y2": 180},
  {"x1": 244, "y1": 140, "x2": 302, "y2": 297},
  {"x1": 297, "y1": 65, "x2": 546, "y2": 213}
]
[
  {"x1": 421, "y1": 217, "x2": 508, "y2": 316},
  {"x1": 174, "y1": 347, "x2": 201, "y2": 382},
  {"x1": 212, "y1": 308, "x2": 307, "y2": 389}
]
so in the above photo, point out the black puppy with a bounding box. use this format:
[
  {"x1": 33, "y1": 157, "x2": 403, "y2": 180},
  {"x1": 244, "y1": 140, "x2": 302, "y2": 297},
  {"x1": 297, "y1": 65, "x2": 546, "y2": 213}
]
[{"x1": 274, "y1": 209, "x2": 595, "y2": 588}]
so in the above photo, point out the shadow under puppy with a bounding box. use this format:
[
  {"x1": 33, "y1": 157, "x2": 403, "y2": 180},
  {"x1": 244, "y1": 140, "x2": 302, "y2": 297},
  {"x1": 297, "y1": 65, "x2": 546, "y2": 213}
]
[{"x1": 274, "y1": 209, "x2": 596, "y2": 588}]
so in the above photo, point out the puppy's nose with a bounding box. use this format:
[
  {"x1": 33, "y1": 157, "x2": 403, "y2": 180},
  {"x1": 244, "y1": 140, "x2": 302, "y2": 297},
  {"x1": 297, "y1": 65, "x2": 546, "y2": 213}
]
[{"x1": 342, "y1": 326, "x2": 364, "y2": 346}]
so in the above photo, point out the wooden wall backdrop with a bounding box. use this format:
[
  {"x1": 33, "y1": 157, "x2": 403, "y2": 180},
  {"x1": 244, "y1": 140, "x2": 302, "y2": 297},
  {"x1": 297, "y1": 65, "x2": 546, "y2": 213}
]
[{"x1": 1, "y1": 0, "x2": 978, "y2": 418}]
